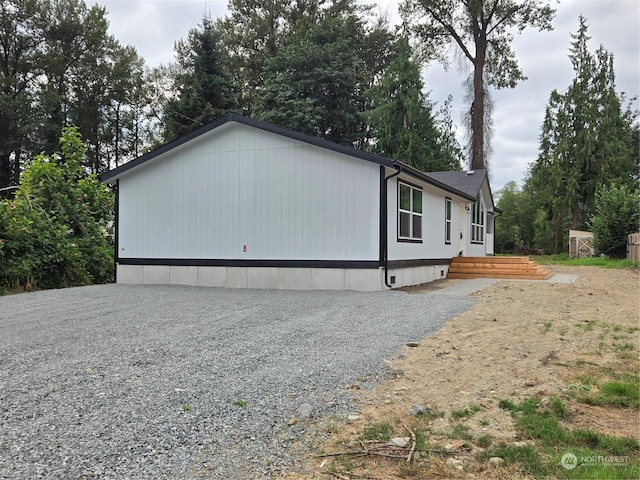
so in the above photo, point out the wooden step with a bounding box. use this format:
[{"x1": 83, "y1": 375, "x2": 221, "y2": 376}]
[
  {"x1": 448, "y1": 256, "x2": 553, "y2": 281},
  {"x1": 451, "y1": 256, "x2": 531, "y2": 264},
  {"x1": 450, "y1": 261, "x2": 541, "y2": 270},
  {"x1": 448, "y1": 271, "x2": 553, "y2": 280}
]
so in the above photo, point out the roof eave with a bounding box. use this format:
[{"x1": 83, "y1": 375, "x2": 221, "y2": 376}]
[
  {"x1": 395, "y1": 162, "x2": 477, "y2": 202},
  {"x1": 99, "y1": 113, "x2": 396, "y2": 183}
]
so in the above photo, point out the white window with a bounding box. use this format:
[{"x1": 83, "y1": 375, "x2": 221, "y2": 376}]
[
  {"x1": 471, "y1": 198, "x2": 484, "y2": 243},
  {"x1": 398, "y1": 182, "x2": 422, "y2": 241},
  {"x1": 445, "y1": 197, "x2": 452, "y2": 244}
]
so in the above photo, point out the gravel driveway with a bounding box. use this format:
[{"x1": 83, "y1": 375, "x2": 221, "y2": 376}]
[{"x1": 0, "y1": 284, "x2": 474, "y2": 479}]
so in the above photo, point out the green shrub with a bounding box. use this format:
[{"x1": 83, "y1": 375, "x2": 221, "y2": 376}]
[
  {"x1": 0, "y1": 126, "x2": 114, "y2": 290},
  {"x1": 590, "y1": 184, "x2": 640, "y2": 258}
]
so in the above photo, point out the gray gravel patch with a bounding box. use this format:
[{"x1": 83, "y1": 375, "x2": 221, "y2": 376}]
[
  {"x1": 430, "y1": 278, "x2": 500, "y2": 296},
  {"x1": 0, "y1": 284, "x2": 474, "y2": 479}
]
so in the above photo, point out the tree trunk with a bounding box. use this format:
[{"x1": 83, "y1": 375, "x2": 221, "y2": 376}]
[
  {"x1": 555, "y1": 210, "x2": 564, "y2": 254},
  {"x1": 0, "y1": 152, "x2": 12, "y2": 192},
  {"x1": 471, "y1": 43, "x2": 486, "y2": 170},
  {"x1": 114, "y1": 104, "x2": 120, "y2": 168},
  {"x1": 572, "y1": 200, "x2": 580, "y2": 229},
  {"x1": 12, "y1": 150, "x2": 21, "y2": 186}
]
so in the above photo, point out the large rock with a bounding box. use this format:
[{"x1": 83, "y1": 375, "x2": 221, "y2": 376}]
[{"x1": 296, "y1": 403, "x2": 313, "y2": 419}]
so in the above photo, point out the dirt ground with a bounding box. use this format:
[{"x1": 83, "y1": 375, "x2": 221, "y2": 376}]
[{"x1": 285, "y1": 265, "x2": 640, "y2": 479}]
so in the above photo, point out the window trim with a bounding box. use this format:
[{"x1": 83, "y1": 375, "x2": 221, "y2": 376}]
[
  {"x1": 471, "y1": 198, "x2": 485, "y2": 244},
  {"x1": 445, "y1": 197, "x2": 452, "y2": 245},
  {"x1": 397, "y1": 180, "x2": 423, "y2": 243}
]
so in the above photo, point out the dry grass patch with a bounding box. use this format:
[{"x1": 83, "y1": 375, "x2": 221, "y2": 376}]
[{"x1": 283, "y1": 266, "x2": 639, "y2": 479}]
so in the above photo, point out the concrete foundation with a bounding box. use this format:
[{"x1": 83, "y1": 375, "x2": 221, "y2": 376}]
[{"x1": 116, "y1": 263, "x2": 449, "y2": 291}]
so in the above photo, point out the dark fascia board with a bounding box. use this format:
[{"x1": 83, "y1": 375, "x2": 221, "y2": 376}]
[
  {"x1": 98, "y1": 112, "x2": 481, "y2": 202},
  {"x1": 484, "y1": 173, "x2": 499, "y2": 213},
  {"x1": 472, "y1": 170, "x2": 499, "y2": 213},
  {"x1": 99, "y1": 112, "x2": 395, "y2": 183},
  {"x1": 117, "y1": 258, "x2": 380, "y2": 269},
  {"x1": 397, "y1": 163, "x2": 477, "y2": 202}
]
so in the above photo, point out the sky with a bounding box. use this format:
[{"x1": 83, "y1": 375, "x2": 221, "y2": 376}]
[{"x1": 97, "y1": 0, "x2": 639, "y2": 192}]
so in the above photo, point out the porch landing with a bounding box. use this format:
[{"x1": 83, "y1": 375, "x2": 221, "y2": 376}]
[{"x1": 448, "y1": 256, "x2": 553, "y2": 280}]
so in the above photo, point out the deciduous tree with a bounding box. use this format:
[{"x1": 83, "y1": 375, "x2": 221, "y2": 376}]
[
  {"x1": 402, "y1": 0, "x2": 555, "y2": 171},
  {"x1": 0, "y1": 126, "x2": 114, "y2": 289},
  {"x1": 254, "y1": 9, "x2": 367, "y2": 145},
  {"x1": 1, "y1": 0, "x2": 151, "y2": 182}
]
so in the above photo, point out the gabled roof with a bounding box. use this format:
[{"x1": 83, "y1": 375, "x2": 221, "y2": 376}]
[
  {"x1": 99, "y1": 113, "x2": 478, "y2": 202},
  {"x1": 99, "y1": 113, "x2": 394, "y2": 183},
  {"x1": 426, "y1": 170, "x2": 488, "y2": 198},
  {"x1": 427, "y1": 170, "x2": 500, "y2": 213}
]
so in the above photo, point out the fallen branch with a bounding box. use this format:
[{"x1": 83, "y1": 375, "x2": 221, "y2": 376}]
[
  {"x1": 403, "y1": 422, "x2": 417, "y2": 464},
  {"x1": 316, "y1": 445, "x2": 466, "y2": 459},
  {"x1": 317, "y1": 470, "x2": 384, "y2": 480},
  {"x1": 319, "y1": 470, "x2": 352, "y2": 480},
  {"x1": 316, "y1": 451, "x2": 368, "y2": 458}
]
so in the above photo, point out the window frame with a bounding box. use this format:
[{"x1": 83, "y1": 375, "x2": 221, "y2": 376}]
[
  {"x1": 471, "y1": 198, "x2": 485, "y2": 244},
  {"x1": 397, "y1": 180, "x2": 423, "y2": 243}
]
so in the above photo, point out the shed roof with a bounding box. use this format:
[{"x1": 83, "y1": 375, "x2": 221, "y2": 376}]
[{"x1": 99, "y1": 113, "x2": 478, "y2": 202}]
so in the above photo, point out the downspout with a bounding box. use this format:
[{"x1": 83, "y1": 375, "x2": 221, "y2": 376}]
[
  {"x1": 492, "y1": 210, "x2": 502, "y2": 256},
  {"x1": 113, "y1": 179, "x2": 119, "y2": 283},
  {"x1": 382, "y1": 165, "x2": 402, "y2": 288}
]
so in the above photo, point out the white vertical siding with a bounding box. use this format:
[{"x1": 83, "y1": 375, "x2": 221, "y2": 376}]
[
  {"x1": 118, "y1": 123, "x2": 380, "y2": 261},
  {"x1": 467, "y1": 188, "x2": 490, "y2": 257},
  {"x1": 387, "y1": 174, "x2": 468, "y2": 261}
]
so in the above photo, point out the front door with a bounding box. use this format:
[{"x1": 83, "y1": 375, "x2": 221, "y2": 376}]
[
  {"x1": 458, "y1": 203, "x2": 467, "y2": 256},
  {"x1": 486, "y1": 213, "x2": 494, "y2": 255}
]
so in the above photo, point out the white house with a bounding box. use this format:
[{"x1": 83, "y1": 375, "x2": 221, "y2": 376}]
[{"x1": 100, "y1": 113, "x2": 498, "y2": 291}]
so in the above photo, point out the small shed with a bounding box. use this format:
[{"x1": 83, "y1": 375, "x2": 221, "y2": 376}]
[
  {"x1": 627, "y1": 233, "x2": 640, "y2": 262},
  {"x1": 569, "y1": 230, "x2": 594, "y2": 259}
]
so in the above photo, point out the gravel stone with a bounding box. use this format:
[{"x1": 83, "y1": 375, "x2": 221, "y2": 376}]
[
  {"x1": 296, "y1": 403, "x2": 313, "y2": 419},
  {"x1": 411, "y1": 403, "x2": 428, "y2": 416},
  {"x1": 0, "y1": 284, "x2": 474, "y2": 479}
]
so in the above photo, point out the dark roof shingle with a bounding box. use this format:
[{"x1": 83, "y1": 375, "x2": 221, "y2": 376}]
[{"x1": 426, "y1": 170, "x2": 487, "y2": 197}]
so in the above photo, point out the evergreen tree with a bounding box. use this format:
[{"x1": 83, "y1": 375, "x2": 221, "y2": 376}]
[
  {"x1": 103, "y1": 45, "x2": 148, "y2": 167},
  {"x1": 0, "y1": 0, "x2": 48, "y2": 190},
  {"x1": 435, "y1": 95, "x2": 466, "y2": 170},
  {"x1": 527, "y1": 17, "x2": 638, "y2": 252},
  {"x1": 164, "y1": 15, "x2": 238, "y2": 141},
  {"x1": 1, "y1": 0, "x2": 151, "y2": 181},
  {"x1": 364, "y1": 37, "x2": 460, "y2": 171},
  {"x1": 219, "y1": 0, "x2": 395, "y2": 145},
  {"x1": 590, "y1": 184, "x2": 640, "y2": 258},
  {"x1": 218, "y1": 0, "x2": 289, "y2": 115},
  {"x1": 254, "y1": 8, "x2": 366, "y2": 146}
]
